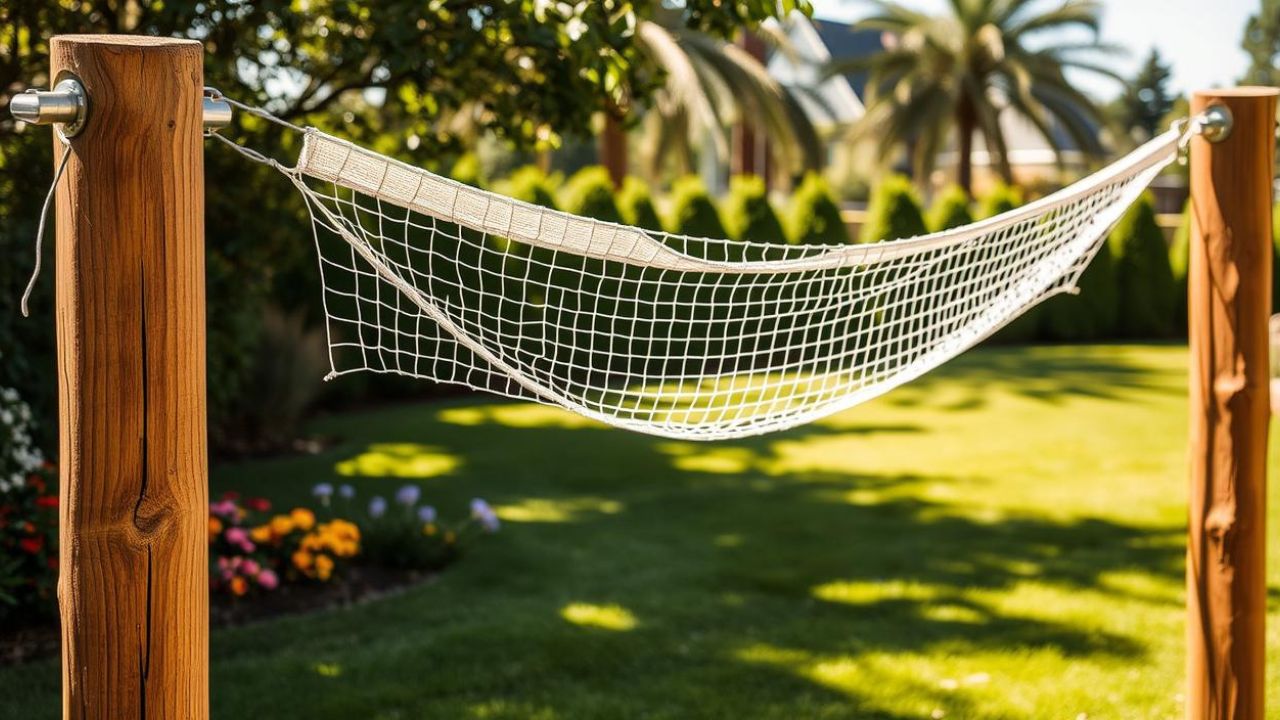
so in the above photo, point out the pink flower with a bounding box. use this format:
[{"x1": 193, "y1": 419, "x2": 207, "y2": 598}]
[
  {"x1": 241, "y1": 559, "x2": 260, "y2": 576},
  {"x1": 256, "y1": 569, "x2": 279, "y2": 590},
  {"x1": 210, "y1": 499, "x2": 239, "y2": 520},
  {"x1": 224, "y1": 527, "x2": 255, "y2": 553}
]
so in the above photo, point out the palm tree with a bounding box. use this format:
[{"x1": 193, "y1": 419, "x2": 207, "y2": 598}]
[
  {"x1": 600, "y1": 9, "x2": 824, "y2": 185},
  {"x1": 834, "y1": 0, "x2": 1121, "y2": 195}
]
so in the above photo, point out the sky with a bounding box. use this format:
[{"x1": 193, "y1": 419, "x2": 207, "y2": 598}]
[{"x1": 808, "y1": 0, "x2": 1261, "y2": 101}]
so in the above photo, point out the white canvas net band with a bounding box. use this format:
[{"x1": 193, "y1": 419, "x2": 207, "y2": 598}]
[{"x1": 270, "y1": 127, "x2": 1183, "y2": 440}]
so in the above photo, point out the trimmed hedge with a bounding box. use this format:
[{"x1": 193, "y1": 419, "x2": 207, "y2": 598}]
[
  {"x1": 977, "y1": 183, "x2": 1023, "y2": 219},
  {"x1": 787, "y1": 172, "x2": 849, "y2": 245},
  {"x1": 859, "y1": 174, "x2": 926, "y2": 244},
  {"x1": 723, "y1": 175, "x2": 786, "y2": 242},
  {"x1": 927, "y1": 185, "x2": 974, "y2": 232},
  {"x1": 1169, "y1": 200, "x2": 1190, "y2": 333},
  {"x1": 493, "y1": 165, "x2": 558, "y2": 209},
  {"x1": 1109, "y1": 193, "x2": 1175, "y2": 338},
  {"x1": 1039, "y1": 240, "x2": 1119, "y2": 342},
  {"x1": 667, "y1": 175, "x2": 727, "y2": 238},
  {"x1": 617, "y1": 177, "x2": 664, "y2": 231},
  {"x1": 558, "y1": 166, "x2": 623, "y2": 224}
]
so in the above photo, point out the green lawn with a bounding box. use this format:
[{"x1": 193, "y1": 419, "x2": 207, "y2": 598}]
[{"x1": 3, "y1": 344, "x2": 1279, "y2": 718}]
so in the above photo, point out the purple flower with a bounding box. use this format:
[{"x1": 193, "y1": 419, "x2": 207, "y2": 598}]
[
  {"x1": 417, "y1": 505, "x2": 437, "y2": 524},
  {"x1": 471, "y1": 498, "x2": 500, "y2": 533},
  {"x1": 338, "y1": 484, "x2": 356, "y2": 500},
  {"x1": 368, "y1": 496, "x2": 387, "y2": 519},
  {"x1": 312, "y1": 482, "x2": 334, "y2": 507},
  {"x1": 396, "y1": 484, "x2": 421, "y2": 507}
]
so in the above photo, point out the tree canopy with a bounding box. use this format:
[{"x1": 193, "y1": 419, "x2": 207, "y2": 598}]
[{"x1": 1111, "y1": 49, "x2": 1175, "y2": 142}]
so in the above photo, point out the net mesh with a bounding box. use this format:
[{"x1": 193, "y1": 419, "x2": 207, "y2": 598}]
[{"x1": 280, "y1": 128, "x2": 1182, "y2": 440}]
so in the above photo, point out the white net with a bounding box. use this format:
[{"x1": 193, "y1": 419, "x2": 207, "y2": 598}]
[{"x1": 278, "y1": 128, "x2": 1182, "y2": 440}]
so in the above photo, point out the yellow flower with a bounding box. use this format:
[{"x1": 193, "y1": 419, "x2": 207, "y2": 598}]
[
  {"x1": 292, "y1": 550, "x2": 313, "y2": 572},
  {"x1": 444, "y1": 530, "x2": 456, "y2": 545},
  {"x1": 290, "y1": 508, "x2": 316, "y2": 531},
  {"x1": 423, "y1": 523, "x2": 437, "y2": 536},
  {"x1": 270, "y1": 515, "x2": 294, "y2": 536},
  {"x1": 249, "y1": 525, "x2": 271, "y2": 543},
  {"x1": 315, "y1": 554, "x2": 334, "y2": 581}
]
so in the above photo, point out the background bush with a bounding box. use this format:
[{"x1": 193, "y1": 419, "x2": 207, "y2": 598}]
[
  {"x1": 1169, "y1": 201, "x2": 1191, "y2": 333},
  {"x1": 1039, "y1": 236, "x2": 1119, "y2": 342},
  {"x1": 977, "y1": 183, "x2": 1024, "y2": 219},
  {"x1": 493, "y1": 166, "x2": 558, "y2": 209},
  {"x1": 558, "y1": 166, "x2": 624, "y2": 224},
  {"x1": 722, "y1": 175, "x2": 785, "y2": 242},
  {"x1": 859, "y1": 174, "x2": 926, "y2": 244},
  {"x1": 927, "y1": 185, "x2": 974, "y2": 232},
  {"x1": 617, "y1": 177, "x2": 664, "y2": 231},
  {"x1": 787, "y1": 172, "x2": 849, "y2": 245},
  {"x1": 1109, "y1": 194, "x2": 1176, "y2": 338},
  {"x1": 667, "y1": 175, "x2": 728, "y2": 238}
]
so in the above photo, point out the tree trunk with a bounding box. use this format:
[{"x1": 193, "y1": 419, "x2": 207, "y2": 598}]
[
  {"x1": 731, "y1": 31, "x2": 770, "y2": 187},
  {"x1": 600, "y1": 112, "x2": 627, "y2": 189},
  {"x1": 957, "y1": 101, "x2": 976, "y2": 196}
]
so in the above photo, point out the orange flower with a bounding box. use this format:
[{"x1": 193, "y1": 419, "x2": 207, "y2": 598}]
[
  {"x1": 292, "y1": 550, "x2": 313, "y2": 572},
  {"x1": 270, "y1": 515, "x2": 294, "y2": 536},
  {"x1": 444, "y1": 530, "x2": 456, "y2": 545},
  {"x1": 249, "y1": 525, "x2": 271, "y2": 543},
  {"x1": 207, "y1": 517, "x2": 223, "y2": 539},
  {"x1": 423, "y1": 523, "x2": 437, "y2": 536},
  {"x1": 290, "y1": 508, "x2": 316, "y2": 531},
  {"x1": 229, "y1": 576, "x2": 248, "y2": 597},
  {"x1": 314, "y1": 554, "x2": 334, "y2": 581}
]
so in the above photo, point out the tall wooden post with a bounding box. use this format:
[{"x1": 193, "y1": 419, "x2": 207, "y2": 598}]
[
  {"x1": 1186, "y1": 87, "x2": 1276, "y2": 720},
  {"x1": 51, "y1": 36, "x2": 208, "y2": 719}
]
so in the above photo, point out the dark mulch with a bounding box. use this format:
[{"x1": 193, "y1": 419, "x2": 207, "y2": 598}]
[{"x1": 0, "y1": 565, "x2": 433, "y2": 667}]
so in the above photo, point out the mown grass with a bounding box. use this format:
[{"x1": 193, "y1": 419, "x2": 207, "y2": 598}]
[{"x1": 2, "y1": 344, "x2": 1279, "y2": 718}]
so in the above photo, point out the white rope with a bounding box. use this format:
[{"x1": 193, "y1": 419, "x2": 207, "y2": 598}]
[{"x1": 248, "y1": 124, "x2": 1183, "y2": 440}]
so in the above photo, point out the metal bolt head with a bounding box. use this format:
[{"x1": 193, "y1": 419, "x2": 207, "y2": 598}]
[
  {"x1": 9, "y1": 77, "x2": 88, "y2": 138},
  {"x1": 1200, "y1": 104, "x2": 1234, "y2": 144}
]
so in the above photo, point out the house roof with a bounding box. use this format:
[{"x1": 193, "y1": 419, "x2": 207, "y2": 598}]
[
  {"x1": 809, "y1": 19, "x2": 884, "y2": 100},
  {"x1": 765, "y1": 13, "x2": 866, "y2": 130}
]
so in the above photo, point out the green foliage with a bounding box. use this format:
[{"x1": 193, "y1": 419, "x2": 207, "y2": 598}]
[
  {"x1": 787, "y1": 173, "x2": 849, "y2": 245},
  {"x1": 493, "y1": 166, "x2": 558, "y2": 209},
  {"x1": 1243, "y1": 0, "x2": 1280, "y2": 86},
  {"x1": 977, "y1": 183, "x2": 1024, "y2": 219},
  {"x1": 859, "y1": 174, "x2": 926, "y2": 244},
  {"x1": 1040, "y1": 242, "x2": 1119, "y2": 342},
  {"x1": 1112, "y1": 49, "x2": 1176, "y2": 140},
  {"x1": 722, "y1": 175, "x2": 785, "y2": 242},
  {"x1": 449, "y1": 153, "x2": 484, "y2": 188},
  {"x1": 616, "y1": 177, "x2": 664, "y2": 231},
  {"x1": 558, "y1": 166, "x2": 623, "y2": 224},
  {"x1": 927, "y1": 185, "x2": 974, "y2": 232},
  {"x1": 667, "y1": 176, "x2": 728, "y2": 238},
  {"x1": 1109, "y1": 194, "x2": 1176, "y2": 338},
  {"x1": 1169, "y1": 200, "x2": 1191, "y2": 333}
]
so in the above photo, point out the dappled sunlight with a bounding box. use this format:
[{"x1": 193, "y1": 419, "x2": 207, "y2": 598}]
[
  {"x1": 312, "y1": 662, "x2": 341, "y2": 678},
  {"x1": 812, "y1": 580, "x2": 941, "y2": 606},
  {"x1": 334, "y1": 443, "x2": 461, "y2": 478},
  {"x1": 495, "y1": 496, "x2": 624, "y2": 524},
  {"x1": 437, "y1": 403, "x2": 600, "y2": 430},
  {"x1": 560, "y1": 602, "x2": 638, "y2": 631}
]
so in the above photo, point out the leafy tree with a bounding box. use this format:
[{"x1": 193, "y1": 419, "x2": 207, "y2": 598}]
[
  {"x1": 450, "y1": 153, "x2": 485, "y2": 188},
  {"x1": 722, "y1": 175, "x2": 785, "y2": 242},
  {"x1": 1112, "y1": 48, "x2": 1176, "y2": 141},
  {"x1": 1243, "y1": 0, "x2": 1280, "y2": 86},
  {"x1": 859, "y1": 175, "x2": 926, "y2": 244},
  {"x1": 558, "y1": 167, "x2": 624, "y2": 224},
  {"x1": 787, "y1": 173, "x2": 850, "y2": 245},
  {"x1": 1109, "y1": 194, "x2": 1175, "y2": 338},
  {"x1": 927, "y1": 185, "x2": 975, "y2": 232},
  {"x1": 835, "y1": 0, "x2": 1118, "y2": 194},
  {"x1": 667, "y1": 175, "x2": 727, "y2": 238},
  {"x1": 617, "y1": 177, "x2": 664, "y2": 231}
]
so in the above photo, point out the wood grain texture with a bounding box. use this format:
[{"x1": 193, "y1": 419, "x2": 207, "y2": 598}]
[
  {"x1": 50, "y1": 35, "x2": 208, "y2": 720},
  {"x1": 1186, "y1": 87, "x2": 1277, "y2": 720}
]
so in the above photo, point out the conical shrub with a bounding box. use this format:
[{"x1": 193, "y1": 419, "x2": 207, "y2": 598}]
[
  {"x1": 1040, "y1": 241, "x2": 1119, "y2": 341},
  {"x1": 667, "y1": 175, "x2": 727, "y2": 238},
  {"x1": 787, "y1": 172, "x2": 850, "y2": 245},
  {"x1": 1169, "y1": 200, "x2": 1191, "y2": 333},
  {"x1": 1109, "y1": 193, "x2": 1175, "y2": 338},
  {"x1": 617, "y1": 177, "x2": 663, "y2": 231},
  {"x1": 558, "y1": 166, "x2": 623, "y2": 225},
  {"x1": 723, "y1": 175, "x2": 786, "y2": 242},
  {"x1": 858, "y1": 174, "x2": 926, "y2": 244},
  {"x1": 977, "y1": 182, "x2": 1023, "y2": 219},
  {"x1": 927, "y1": 185, "x2": 974, "y2": 232},
  {"x1": 493, "y1": 165, "x2": 557, "y2": 209}
]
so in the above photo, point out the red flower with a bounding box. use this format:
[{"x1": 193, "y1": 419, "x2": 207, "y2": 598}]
[
  {"x1": 19, "y1": 536, "x2": 44, "y2": 555},
  {"x1": 36, "y1": 495, "x2": 59, "y2": 509},
  {"x1": 247, "y1": 497, "x2": 271, "y2": 513},
  {"x1": 221, "y1": 490, "x2": 241, "y2": 501},
  {"x1": 46, "y1": 556, "x2": 58, "y2": 570},
  {"x1": 28, "y1": 477, "x2": 46, "y2": 494}
]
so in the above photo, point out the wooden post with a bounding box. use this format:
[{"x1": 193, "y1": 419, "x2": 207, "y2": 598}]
[
  {"x1": 51, "y1": 36, "x2": 208, "y2": 719},
  {"x1": 1186, "y1": 87, "x2": 1277, "y2": 720}
]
